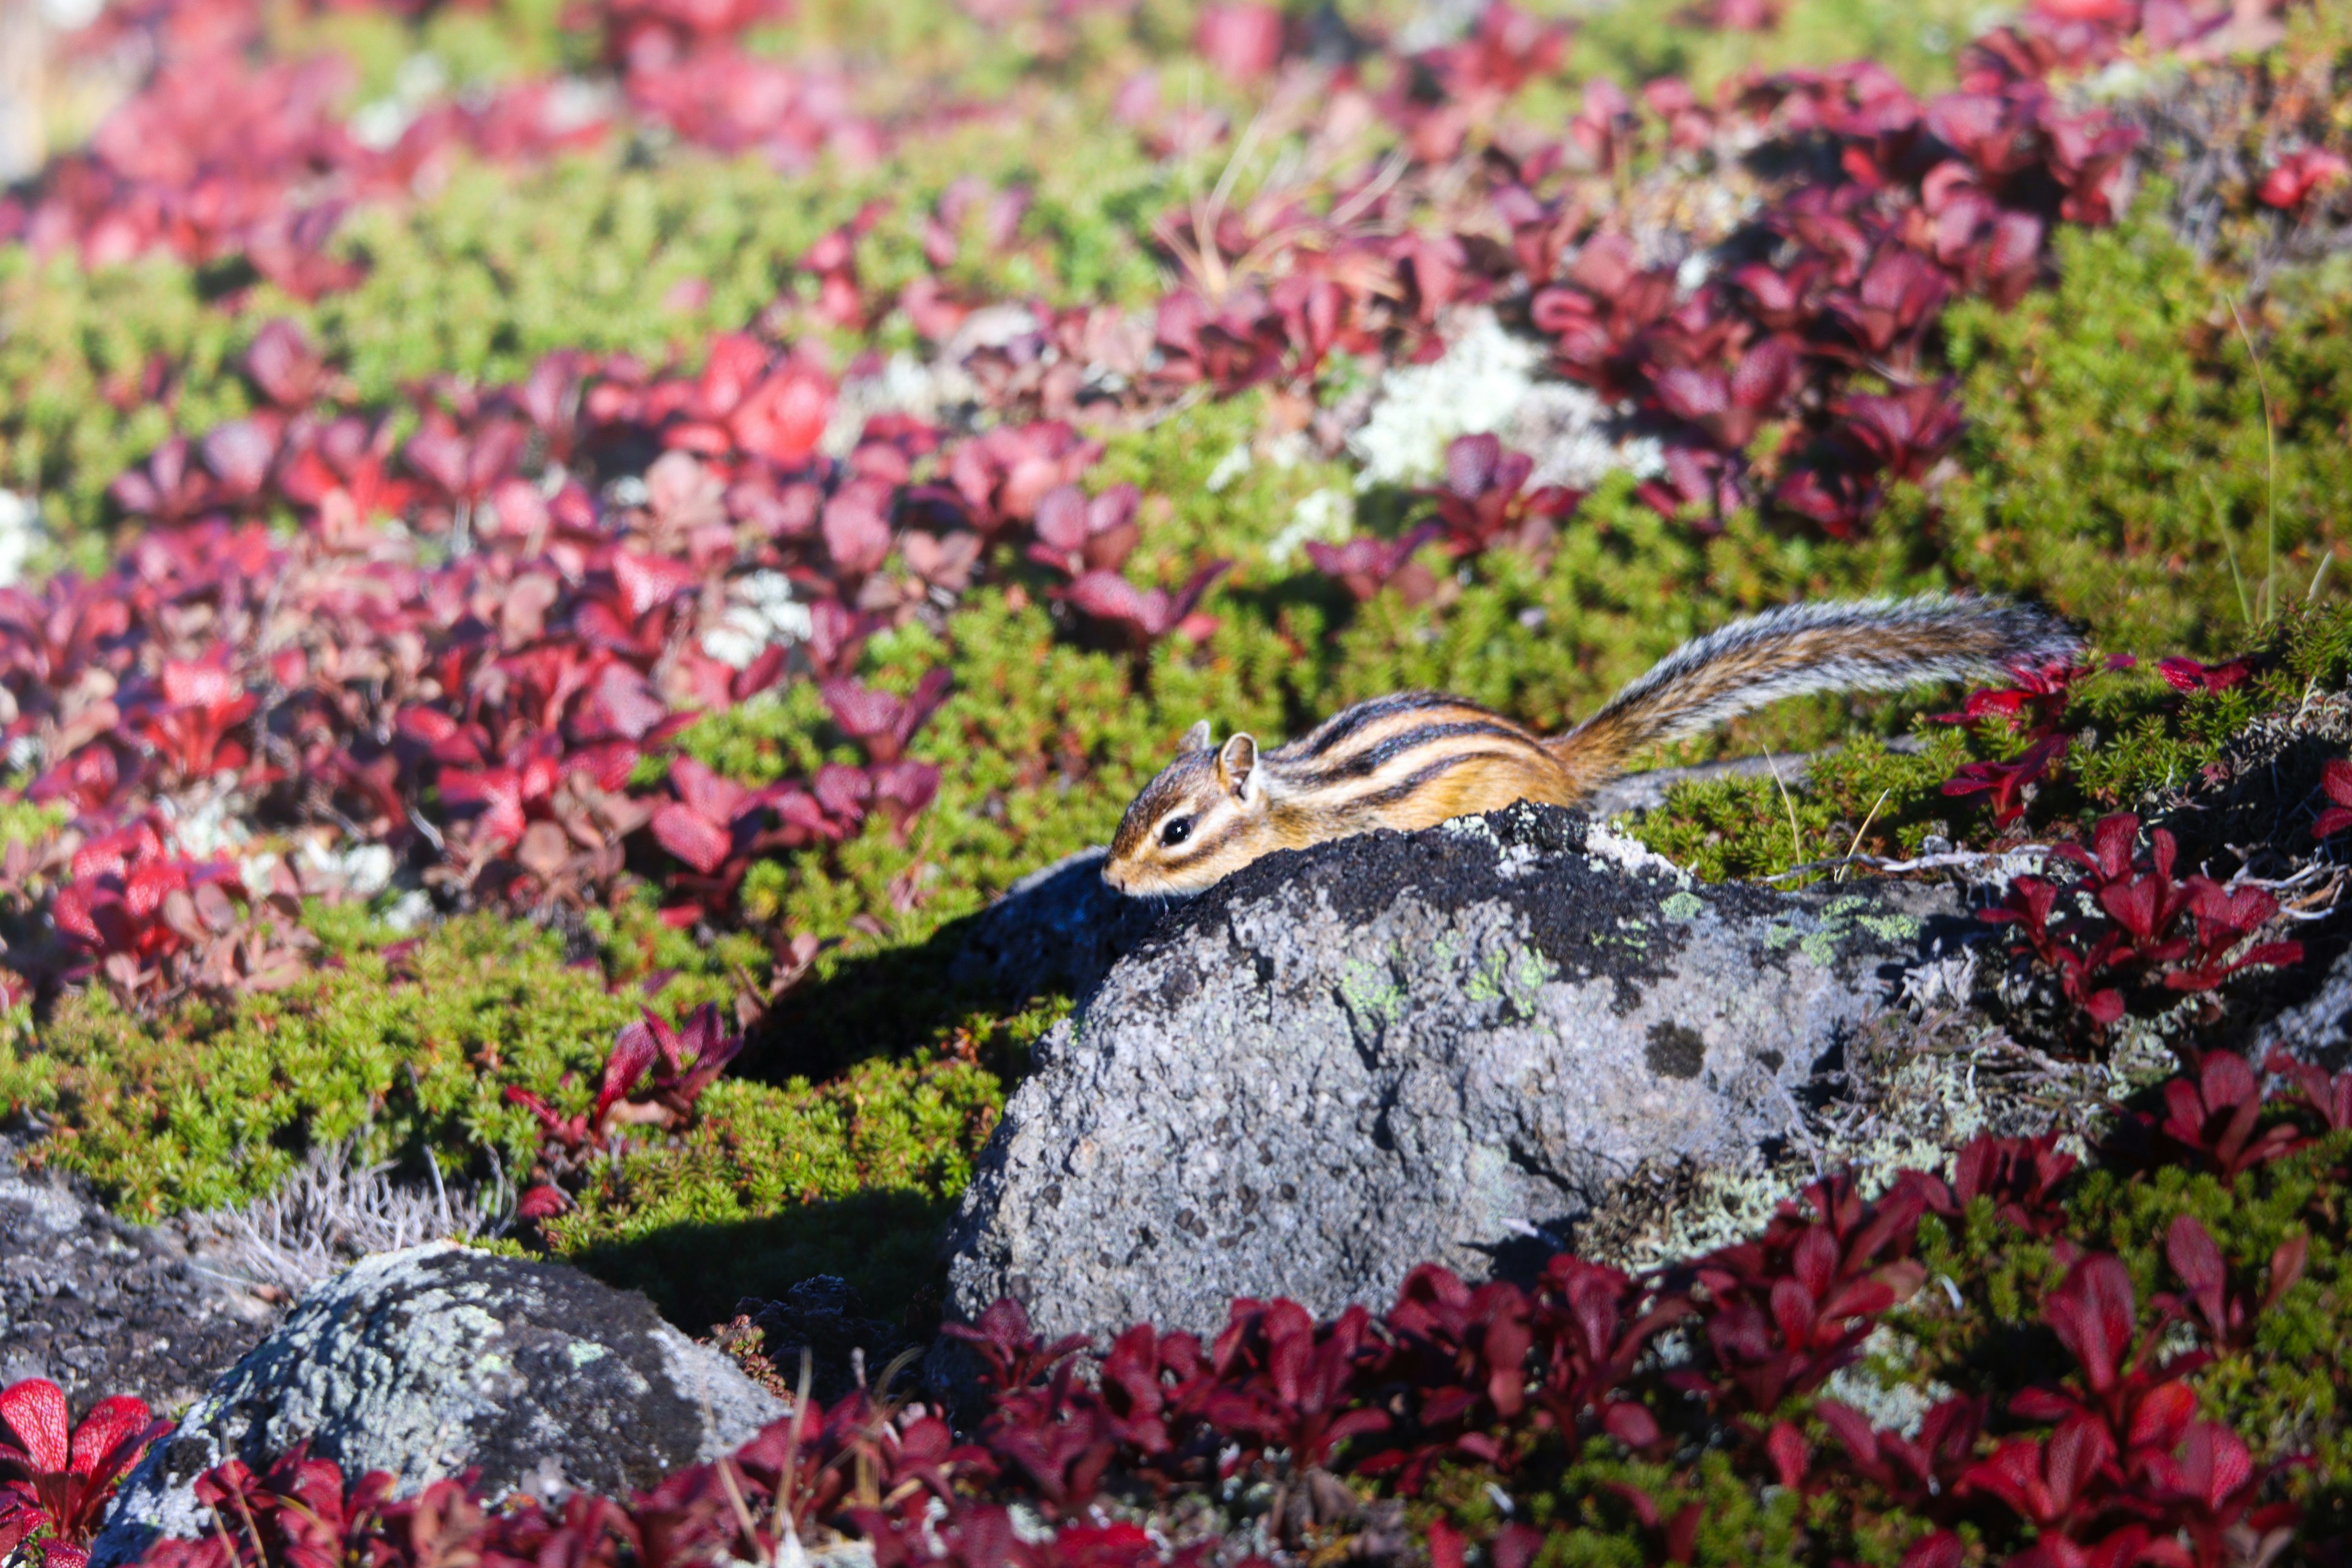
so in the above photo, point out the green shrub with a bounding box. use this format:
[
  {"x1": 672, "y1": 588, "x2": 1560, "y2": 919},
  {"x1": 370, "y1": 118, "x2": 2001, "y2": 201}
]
[
  {"x1": 0, "y1": 914, "x2": 641, "y2": 1215},
  {"x1": 542, "y1": 1055, "x2": 1003, "y2": 1327}
]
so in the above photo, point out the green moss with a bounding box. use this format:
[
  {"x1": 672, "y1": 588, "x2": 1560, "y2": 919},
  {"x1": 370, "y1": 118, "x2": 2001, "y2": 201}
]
[
  {"x1": 1628, "y1": 733, "x2": 1966, "y2": 883},
  {"x1": 1420, "y1": 1445, "x2": 1811, "y2": 1568},
  {"x1": 1569, "y1": 0, "x2": 1992, "y2": 97}
]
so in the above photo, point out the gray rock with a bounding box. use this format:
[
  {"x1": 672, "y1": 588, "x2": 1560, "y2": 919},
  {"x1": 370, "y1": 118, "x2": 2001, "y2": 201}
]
[
  {"x1": 0, "y1": 1136, "x2": 280, "y2": 1415},
  {"x1": 94, "y1": 1244, "x2": 784, "y2": 1565},
  {"x1": 945, "y1": 804, "x2": 1972, "y2": 1341},
  {"x1": 2250, "y1": 937, "x2": 2352, "y2": 1072}
]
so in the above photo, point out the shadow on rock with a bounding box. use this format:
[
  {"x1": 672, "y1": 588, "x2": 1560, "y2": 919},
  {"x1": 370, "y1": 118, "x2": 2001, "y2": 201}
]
[
  {"x1": 747, "y1": 846, "x2": 1164, "y2": 1083},
  {"x1": 555, "y1": 1188, "x2": 957, "y2": 1343}
]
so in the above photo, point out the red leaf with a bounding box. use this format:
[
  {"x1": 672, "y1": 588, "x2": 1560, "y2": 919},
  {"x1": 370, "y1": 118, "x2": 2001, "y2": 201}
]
[
  {"x1": 650, "y1": 802, "x2": 733, "y2": 875},
  {"x1": 2164, "y1": 1213, "x2": 2226, "y2": 1332},
  {"x1": 595, "y1": 1020, "x2": 661, "y2": 1128},
  {"x1": 66, "y1": 1396, "x2": 154, "y2": 1482},
  {"x1": 1765, "y1": 1421, "x2": 1807, "y2": 1489},
  {"x1": 202, "y1": 420, "x2": 276, "y2": 500},
  {"x1": 2045, "y1": 1254, "x2": 2135, "y2": 1394},
  {"x1": 821, "y1": 478, "x2": 896, "y2": 577},
  {"x1": 1196, "y1": 2, "x2": 1284, "y2": 80},
  {"x1": 730, "y1": 366, "x2": 832, "y2": 467},
  {"x1": 0, "y1": 1381, "x2": 70, "y2": 1474},
  {"x1": 1899, "y1": 1534, "x2": 1964, "y2": 1568},
  {"x1": 668, "y1": 756, "x2": 748, "y2": 828},
  {"x1": 612, "y1": 551, "x2": 703, "y2": 621}
]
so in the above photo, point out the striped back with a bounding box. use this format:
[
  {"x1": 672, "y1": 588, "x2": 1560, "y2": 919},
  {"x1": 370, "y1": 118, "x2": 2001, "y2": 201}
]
[{"x1": 1264, "y1": 692, "x2": 1566, "y2": 816}]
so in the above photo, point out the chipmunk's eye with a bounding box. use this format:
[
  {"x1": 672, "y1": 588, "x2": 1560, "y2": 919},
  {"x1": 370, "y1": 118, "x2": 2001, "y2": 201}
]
[{"x1": 1159, "y1": 816, "x2": 1193, "y2": 848}]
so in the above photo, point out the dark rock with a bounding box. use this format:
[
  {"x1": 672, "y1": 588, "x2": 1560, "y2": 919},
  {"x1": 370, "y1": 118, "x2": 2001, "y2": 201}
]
[
  {"x1": 950, "y1": 845, "x2": 1163, "y2": 1004},
  {"x1": 945, "y1": 804, "x2": 1978, "y2": 1341},
  {"x1": 0, "y1": 1137, "x2": 279, "y2": 1415},
  {"x1": 728, "y1": 1275, "x2": 911, "y2": 1404},
  {"x1": 93, "y1": 1243, "x2": 784, "y2": 1565}
]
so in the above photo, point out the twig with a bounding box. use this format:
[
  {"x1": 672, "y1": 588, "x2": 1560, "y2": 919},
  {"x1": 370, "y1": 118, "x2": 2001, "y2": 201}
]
[
  {"x1": 1762, "y1": 749, "x2": 1804, "y2": 873},
  {"x1": 1836, "y1": 787, "x2": 1893, "y2": 884},
  {"x1": 2225, "y1": 294, "x2": 2280, "y2": 624},
  {"x1": 1762, "y1": 846, "x2": 2053, "y2": 882}
]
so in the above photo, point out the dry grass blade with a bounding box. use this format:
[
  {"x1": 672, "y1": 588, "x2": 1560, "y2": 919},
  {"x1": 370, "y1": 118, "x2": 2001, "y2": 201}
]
[{"x1": 184, "y1": 1139, "x2": 511, "y2": 1298}]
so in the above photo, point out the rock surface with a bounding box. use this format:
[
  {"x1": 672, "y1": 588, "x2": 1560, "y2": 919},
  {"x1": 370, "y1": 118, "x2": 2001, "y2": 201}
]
[
  {"x1": 951, "y1": 844, "x2": 1164, "y2": 1004},
  {"x1": 726, "y1": 1274, "x2": 914, "y2": 1404},
  {"x1": 2251, "y1": 937, "x2": 2352, "y2": 1072},
  {"x1": 94, "y1": 1244, "x2": 785, "y2": 1566},
  {"x1": 946, "y1": 804, "x2": 1972, "y2": 1340},
  {"x1": 0, "y1": 1137, "x2": 279, "y2": 1414},
  {"x1": 945, "y1": 756, "x2": 1888, "y2": 1006}
]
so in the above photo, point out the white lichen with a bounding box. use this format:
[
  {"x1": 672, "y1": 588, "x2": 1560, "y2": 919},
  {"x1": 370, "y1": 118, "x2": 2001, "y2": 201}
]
[
  {"x1": 703, "y1": 570, "x2": 813, "y2": 669},
  {"x1": 1264, "y1": 487, "x2": 1354, "y2": 566},
  {"x1": 0, "y1": 491, "x2": 44, "y2": 589},
  {"x1": 1347, "y1": 309, "x2": 1664, "y2": 492},
  {"x1": 1203, "y1": 444, "x2": 1253, "y2": 493},
  {"x1": 1584, "y1": 819, "x2": 1694, "y2": 884},
  {"x1": 1348, "y1": 311, "x2": 1544, "y2": 488}
]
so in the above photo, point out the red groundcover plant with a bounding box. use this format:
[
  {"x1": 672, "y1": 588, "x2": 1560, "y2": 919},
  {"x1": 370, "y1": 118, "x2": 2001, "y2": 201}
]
[
  {"x1": 0, "y1": 1379, "x2": 170, "y2": 1568},
  {"x1": 1984, "y1": 812, "x2": 2303, "y2": 1036}
]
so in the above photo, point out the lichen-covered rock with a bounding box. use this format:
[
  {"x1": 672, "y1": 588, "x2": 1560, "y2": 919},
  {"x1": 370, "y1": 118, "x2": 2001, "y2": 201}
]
[
  {"x1": 92, "y1": 1244, "x2": 784, "y2": 1566},
  {"x1": 944, "y1": 804, "x2": 1977, "y2": 1341}
]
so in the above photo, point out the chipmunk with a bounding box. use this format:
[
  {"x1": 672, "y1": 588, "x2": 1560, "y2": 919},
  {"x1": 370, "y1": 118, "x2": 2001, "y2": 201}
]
[{"x1": 1101, "y1": 595, "x2": 2079, "y2": 896}]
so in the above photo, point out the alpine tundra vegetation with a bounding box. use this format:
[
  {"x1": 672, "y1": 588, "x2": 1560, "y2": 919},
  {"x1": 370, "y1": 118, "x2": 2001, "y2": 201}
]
[{"x1": 0, "y1": 0, "x2": 2347, "y2": 1562}]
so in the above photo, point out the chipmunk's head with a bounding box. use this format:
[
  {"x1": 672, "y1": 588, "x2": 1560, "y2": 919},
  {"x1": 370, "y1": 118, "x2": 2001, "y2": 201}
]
[{"x1": 1102, "y1": 721, "x2": 1279, "y2": 896}]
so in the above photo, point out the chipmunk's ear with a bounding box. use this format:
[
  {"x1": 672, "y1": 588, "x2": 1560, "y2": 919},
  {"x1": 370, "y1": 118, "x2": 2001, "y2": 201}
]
[
  {"x1": 1216, "y1": 733, "x2": 1261, "y2": 804},
  {"x1": 1178, "y1": 720, "x2": 1213, "y2": 755}
]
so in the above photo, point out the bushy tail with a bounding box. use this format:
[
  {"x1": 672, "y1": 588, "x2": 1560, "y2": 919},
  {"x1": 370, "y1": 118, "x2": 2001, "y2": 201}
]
[{"x1": 1551, "y1": 595, "x2": 2081, "y2": 790}]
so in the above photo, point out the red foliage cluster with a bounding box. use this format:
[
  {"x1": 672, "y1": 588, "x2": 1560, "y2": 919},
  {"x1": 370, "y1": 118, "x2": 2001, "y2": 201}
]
[
  {"x1": 0, "y1": 0, "x2": 886, "y2": 279},
  {"x1": 0, "y1": 305, "x2": 1277, "y2": 995},
  {"x1": 47, "y1": 816, "x2": 249, "y2": 992},
  {"x1": 2258, "y1": 148, "x2": 2350, "y2": 211},
  {"x1": 1425, "y1": 433, "x2": 1583, "y2": 557},
  {"x1": 1304, "y1": 524, "x2": 1442, "y2": 605},
  {"x1": 94, "y1": 1049, "x2": 2348, "y2": 1568},
  {"x1": 1988, "y1": 0, "x2": 2288, "y2": 79},
  {"x1": 2310, "y1": 758, "x2": 2352, "y2": 841},
  {"x1": 0, "y1": 0, "x2": 608, "y2": 280},
  {"x1": 1526, "y1": 58, "x2": 2135, "y2": 534},
  {"x1": 0, "y1": 1378, "x2": 170, "y2": 1568},
  {"x1": 1984, "y1": 813, "x2": 2303, "y2": 1034},
  {"x1": 1134, "y1": 12, "x2": 1589, "y2": 409},
  {"x1": 1938, "y1": 659, "x2": 2089, "y2": 826}
]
